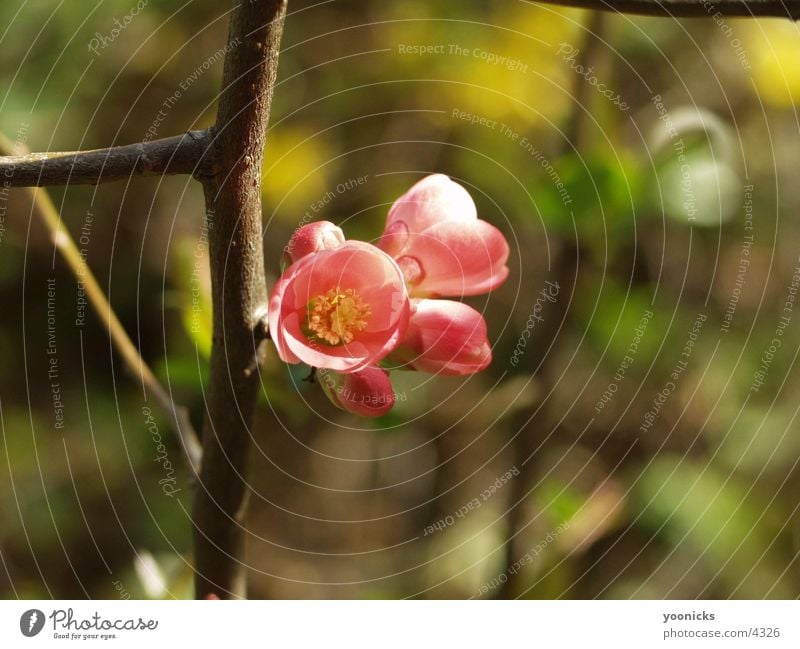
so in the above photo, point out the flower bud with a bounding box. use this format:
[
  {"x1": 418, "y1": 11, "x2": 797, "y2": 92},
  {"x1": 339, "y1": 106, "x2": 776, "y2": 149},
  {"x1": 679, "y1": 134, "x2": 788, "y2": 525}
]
[
  {"x1": 318, "y1": 366, "x2": 396, "y2": 417},
  {"x1": 389, "y1": 299, "x2": 491, "y2": 375},
  {"x1": 282, "y1": 221, "x2": 345, "y2": 268}
]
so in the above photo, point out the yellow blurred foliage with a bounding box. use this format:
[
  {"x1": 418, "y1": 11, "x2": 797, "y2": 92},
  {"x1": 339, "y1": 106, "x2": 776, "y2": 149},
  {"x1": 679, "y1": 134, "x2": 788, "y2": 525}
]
[
  {"x1": 742, "y1": 19, "x2": 800, "y2": 108},
  {"x1": 383, "y1": 4, "x2": 586, "y2": 125},
  {"x1": 261, "y1": 125, "x2": 334, "y2": 221}
]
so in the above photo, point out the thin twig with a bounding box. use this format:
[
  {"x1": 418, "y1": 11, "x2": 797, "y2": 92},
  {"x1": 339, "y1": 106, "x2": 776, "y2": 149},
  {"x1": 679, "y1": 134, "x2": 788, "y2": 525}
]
[
  {"x1": 534, "y1": 0, "x2": 800, "y2": 19},
  {"x1": 0, "y1": 133, "x2": 203, "y2": 474},
  {"x1": 0, "y1": 129, "x2": 216, "y2": 187}
]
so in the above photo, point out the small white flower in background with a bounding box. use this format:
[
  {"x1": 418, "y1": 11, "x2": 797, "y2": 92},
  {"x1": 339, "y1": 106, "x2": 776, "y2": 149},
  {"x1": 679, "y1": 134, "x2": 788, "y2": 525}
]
[{"x1": 134, "y1": 550, "x2": 168, "y2": 599}]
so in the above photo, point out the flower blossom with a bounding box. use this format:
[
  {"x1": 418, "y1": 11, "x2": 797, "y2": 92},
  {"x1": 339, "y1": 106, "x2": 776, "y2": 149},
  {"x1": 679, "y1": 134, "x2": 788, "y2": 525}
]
[
  {"x1": 268, "y1": 240, "x2": 409, "y2": 373},
  {"x1": 268, "y1": 175, "x2": 510, "y2": 417}
]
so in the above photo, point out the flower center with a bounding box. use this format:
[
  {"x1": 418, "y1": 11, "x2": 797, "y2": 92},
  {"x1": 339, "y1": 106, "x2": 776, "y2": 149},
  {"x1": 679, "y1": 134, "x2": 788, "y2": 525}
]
[{"x1": 307, "y1": 287, "x2": 371, "y2": 345}]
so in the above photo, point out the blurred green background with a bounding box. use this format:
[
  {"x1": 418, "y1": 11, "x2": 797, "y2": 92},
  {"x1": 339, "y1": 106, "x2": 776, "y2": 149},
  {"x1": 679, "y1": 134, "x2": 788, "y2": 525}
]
[{"x1": 1, "y1": 0, "x2": 799, "y2": 599}]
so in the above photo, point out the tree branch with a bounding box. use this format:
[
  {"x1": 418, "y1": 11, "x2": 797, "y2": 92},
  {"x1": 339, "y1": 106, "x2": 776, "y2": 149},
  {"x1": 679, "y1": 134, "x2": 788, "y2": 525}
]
[
  {"x1": 535, "y1": 0, "x2": 800, "y2": 19},
  {"x1": 0, "y1": 129, "x2": 216, "y2": 187},
  {"x1": 192, "y1": 0, "x2": 287, "y2": 599},
  {"x1": 0, "y1": 134, "x2": 203, "y2": 474}
]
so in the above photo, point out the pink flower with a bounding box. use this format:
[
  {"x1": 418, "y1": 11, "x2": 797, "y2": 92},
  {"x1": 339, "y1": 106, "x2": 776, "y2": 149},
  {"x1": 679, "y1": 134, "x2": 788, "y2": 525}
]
[
  {"x1": 269, "y1": 175, "x2": 507, "y2": 417},
  {"x1": 318, "y1": 366, "x2": 396, "y2": 418},
  {"x1": 283, "y1": 221, "x2": 345, "y2": 266},
  {"x1": 379, "y1": 174, "x2": 510, "y2": 298},
  {"x1": 268, "y1": 241, "x2": 410, "y2": 372},
  {"x1": 388, "y1": 299, "x2": 492, "y2": 375}
]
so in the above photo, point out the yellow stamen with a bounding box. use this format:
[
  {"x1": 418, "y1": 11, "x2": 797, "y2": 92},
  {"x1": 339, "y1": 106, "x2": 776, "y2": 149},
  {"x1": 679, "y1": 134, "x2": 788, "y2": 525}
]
[{"x1": 307, "y1": 287, "x2": 371, "y2": 345}]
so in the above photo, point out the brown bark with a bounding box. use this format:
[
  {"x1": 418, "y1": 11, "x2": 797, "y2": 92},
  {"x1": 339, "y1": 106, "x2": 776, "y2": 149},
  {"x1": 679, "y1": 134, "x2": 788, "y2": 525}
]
[
  {"x1": 0, "y1": 130, "x2": 215, "y2": 186},
  {"x1": 537, "y1": 0, "x2": 800, "y2": 19},
  {"x1": 191, "y1": 0, "x2": 287, "y2": 599}
]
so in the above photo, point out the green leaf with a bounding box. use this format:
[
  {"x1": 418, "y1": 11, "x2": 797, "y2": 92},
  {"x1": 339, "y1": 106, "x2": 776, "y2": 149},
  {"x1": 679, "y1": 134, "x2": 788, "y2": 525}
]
[{"x1": 632, "y1": 456, "x2": 794, "y2": 598}]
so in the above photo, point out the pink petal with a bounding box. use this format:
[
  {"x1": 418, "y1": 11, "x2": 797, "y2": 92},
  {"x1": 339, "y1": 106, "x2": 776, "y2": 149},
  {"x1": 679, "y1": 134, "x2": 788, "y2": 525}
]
[
  {"x1": 268, "y1": 241, "x2": 410, "y2": 372},
  {"x1": 281, "y1": 303, "x2": 409, "y2": 372},
  {"x1": 268, "y1": 274, "x2": 301, "y2": 364},
  {"x1": 403, "y1": 220, "x2": 510, "y2": 297},
  {"x1": 383, "y1": 174, "x2": 477, "y2": 242},
  {"x1": 392, "y1": 299, "x2": 492, "y2": 375}
]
